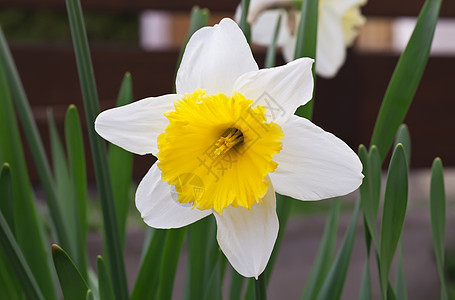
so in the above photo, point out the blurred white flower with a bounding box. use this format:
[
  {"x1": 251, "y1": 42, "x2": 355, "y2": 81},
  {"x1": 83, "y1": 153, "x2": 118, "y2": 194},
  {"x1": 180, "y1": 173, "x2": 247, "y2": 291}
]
[{"x1": 239, "y1": 0, "x2": 366, "y2": 78}]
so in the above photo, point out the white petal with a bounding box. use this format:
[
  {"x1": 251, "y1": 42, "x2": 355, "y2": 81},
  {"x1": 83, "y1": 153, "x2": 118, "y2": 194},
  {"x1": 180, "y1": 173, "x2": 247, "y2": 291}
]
[
  {"x1": 214, "y1": 179, "x2": 278, "y2": 279},
  {"x1": 233, "y1": 57, "x2": 314, "y2": 125},
  {"x1": 270, "y1": 115, "x2": 363, "y2": 200},
  {"x1": 95, "y1": 94, "x2": 179, "y2": 155},
  {"x1": 136, "y1": 164, "x2": 212, "y2": 229},
  {"x1": 315, "y1": 4, "x2": 346, "y2": 78},
  {"x1": 176, "y1": 18, "x2": 258, "y2": 95}
]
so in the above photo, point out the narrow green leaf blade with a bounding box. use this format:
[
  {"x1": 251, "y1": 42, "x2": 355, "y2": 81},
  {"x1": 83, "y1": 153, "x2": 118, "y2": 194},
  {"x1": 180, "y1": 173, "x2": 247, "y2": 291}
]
[
  {"x1": 358, "y1": 145, "x2": 379, "y2": 251},
  {"x1": 48, "y1": 111, "x2": 78, "y2": 259},
  {"x1": 0, "y1": 38, "x2": 57, "y2": 299},
  {"x1": 131, "y1": 229, "x2": 168, "y2": 300},
  {"x1": 0, "y1": 210, "x2": 44, "y2": 300},
  {"x1": 239, "y1": 0, "x2": 251, "y2": 42},
  {"x1": 97, "y1": 256, "x2": 116, "y2": 300},
  {"x1": 86, "y1": 290, "x2": 94, "y2": 300},
  {"x1": 302, "y1": 199, "x2": 340, "y2": 300},
  {"x1": 0, "y1": 164, "x2": 13, "y2": 231},
  {"x1": 370, "y1": 0, "x2": 442, "y2": 161},
  {"x1": 294, "y1": 0, "x2": 318, "y2": 119},
  {"x1": 0, "y1": 26, "x2": 71, "y2": 254},
  {"x1": 430, "y1": 158, "x2": 448, "y2": 300},
  {"x1": 157, "y1": 228, "x2": 186, "y2": 300},
  {"x1": 52, "y1": 244, "x2": 89, "y2": 300},
  {"x1": 315, "y1": 199, "x2": 360, "y2": 300},
  {"x1": 359, "y1": 261, "x2": 372, "y2": 300},
  {"x1": 65, "y1": 105, "x2": 88, "y2": 279},
  {"x1": 64, "y1": 0, "x2": 129, "y2": 297},
  {"x1": 108, "y1": 73, "x2": 134, "y2": 244},
  {"x1": 230, "y1": 269, "x2": 246, "y2": 300},
  {"x1": 379, "y1": 144, "x2": 408, "y2": 298},
  {"x1": 394, "y1": 124, "x2": 411, "y2": 166},
  {"x1": 264, "y1": 15, "x2": 282, "y2": 68},
  {"x1": 186, "y1": 217, "x2": 214, "y2": 300},
  {"x1": 203, "y1": 249, "x2": 223, "y2": 300}
]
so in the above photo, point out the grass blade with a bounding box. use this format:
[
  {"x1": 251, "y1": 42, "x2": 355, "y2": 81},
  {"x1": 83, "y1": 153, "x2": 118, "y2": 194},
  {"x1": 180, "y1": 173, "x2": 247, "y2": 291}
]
[
  {"x1": 157, "y1": 228, "x2": 186, "y2": 300},
  {"x1": 131, "y1": 229, "x2": 168, "y2": 300},
  {"x1": 302, "y1": 199, "x2": 340, "y2": 300},
  {"x1": 239, "y1": 0, "x2": 251, "y2": 42},
  {"x1": 52, "y1": 244, "x2": 89, "y2": 300},
  {"x1": 108, "y1": 73, "x2": 134, "y2": 244},
  {"x1": 315, "y1": 199, "x2": 360, "y2": 300},
  {"x1": 0, "y1": 164, "x2": 13, "y2": 230},
  {"x1": 0, "y1": 42, "x2": 57, "y2": 299},
  {"x1": 294, "y1": 0, "x2": 318, "y2": 119},
  {"x1": 48, "y1": 111, "x2": 78, "y2": 258},
  {"x1": 64, "y1": 0, "x2": 128, "y2": 297},
  {"x1": 0, "y1": 27, "x2": 72, "y2": 253},
  {"x1": 97, "y1": 256, "x2": 116, "y2": 300},
  {"x1": 370, "y1": 0, "x2": 442, "y2": 161},
  {"x1": 264, "y1": 15, "x2": 282, "y2": 68},
  {"x1": 379, "y1": 144, "x2": 408, "y2": 298},
  {"x1": 185, "y1": 217, "x2": 215, "y2": 300},
  {"x1": 65, "y1": 105, "x2": 88, "y2": 279},
  {"x1": 430, "y1": 158, "x2": 448, "y2": 300},
  {"x1": 0, "y1": 209, "x2": 44, "y2": 300},
  {"x1": 359, "y1": 261, "x2": 372, "y2": 300}
]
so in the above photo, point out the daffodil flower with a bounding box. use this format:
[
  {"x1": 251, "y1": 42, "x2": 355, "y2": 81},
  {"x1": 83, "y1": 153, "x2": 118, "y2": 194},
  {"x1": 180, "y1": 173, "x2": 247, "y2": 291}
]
[
  {"x1": 95, "y1": 18, "x2": 363, "y2": 278},
  {"x1": 240, "y1": 0, "x2": 366, "y2": 78}
]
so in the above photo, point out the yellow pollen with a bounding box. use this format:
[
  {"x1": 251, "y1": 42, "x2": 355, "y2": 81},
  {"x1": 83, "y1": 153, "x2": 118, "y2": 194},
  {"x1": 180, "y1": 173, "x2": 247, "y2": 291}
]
[{"x1": 214, "y1": 128, "x2": 244, "y2": 156}]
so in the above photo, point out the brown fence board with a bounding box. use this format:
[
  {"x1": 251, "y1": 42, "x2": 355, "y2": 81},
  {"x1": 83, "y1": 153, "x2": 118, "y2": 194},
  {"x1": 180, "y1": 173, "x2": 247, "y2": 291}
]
[{"x1": 0, "y1": 0, "x2": 454, "y2": 17}]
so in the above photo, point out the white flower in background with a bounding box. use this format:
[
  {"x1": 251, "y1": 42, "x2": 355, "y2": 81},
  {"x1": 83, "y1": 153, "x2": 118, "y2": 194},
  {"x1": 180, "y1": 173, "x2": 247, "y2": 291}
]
[
  {"x1": 95, "y1": 18, "x2": 363, "y2": 278},
  {"x1": 240, "y1": 0, "x2": 366, "y2": 78}
]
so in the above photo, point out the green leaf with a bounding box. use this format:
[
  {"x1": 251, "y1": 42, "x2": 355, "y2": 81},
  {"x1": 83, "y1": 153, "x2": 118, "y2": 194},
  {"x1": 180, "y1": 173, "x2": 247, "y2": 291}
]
[
  {"x1": 302, "y1": 199, "x2": 340, "y2": 300},
  {"x1": 263, "y1": 194, "x2": 293, "y2": 283},
  {"x1": 157, "y1": 228, "x2": 186, "y2": 300},
  {"x1": 203, "y1": 249, "x2": 223, "y2": 300},
  {"x1": 368, "y1": 146, "x2": 381, "y2": 216},
  {"x1": 394, "y1": 124, "x2": 411, "y2": 167},
  {"x1": 0, "y1": 35, "x2": 57, "y2": 299},
  {"x1": 370, "y1": 0, "x2": 442, "y2": 161},
  {"x1": 315, "y1": 199, "x2": 360, "y2": 300},
  {"x1": 0, "y1": 209, "x2": 44, "y2": 300},
  {"x1": 52, "y1": 244, "x2": 89, "y2": 300},
  {"x1": 0, "y1": 164, "x2": 13, "y2": 231},
  {"x1": 239, "y1": 0, "x2": 251, "y2": 43},
  {"x1": 65, "y1": 105, "x2": 88, "y2": 279},
  {"x1": 0, "y1": 26, "x2": 71, "y2": 255},
  {"x1": 108, "y1": 73, "x2": 134, "y2": 245},
  {"x1": 185, "y1": 217, "x2": 214, "y2": 300},
  {"x1": 359, "y1": 261, "x2": 372, "y2": 300},
  {"x1": 64, "y1": 0, "x2": 128, "y2": 297},
  {"x1": 48, "y1": 111, "x2": 78, "y2": 260},
  {"x1": 131, "y1": 229, "x2": 168, "y2": 300},
  {"x1": 97, "y1": 256, "x2": 115, "y2": 300},
  {"x1": 358, "y1": 145, "x2": 379, "y2": 251},
  {"x1": 264, "y1": 15, "x2": 282, "y2": 68},
  {"x1": 176, "y1": 6, "x2": 210, "y2": 75},
  {"x1": 430, "y1": 158, "x2": 448, "y2": 300},
  {"x1": 86, "y1": 290, "x2": 94, "y2": 300},
  {"x1": 379, "y1": 144, "x2": 408, "y2": 298},
  {"x1": 395, "y1": 243, "x2": 407, "y2": 300},
  {"x1": 294, "y1": 0, "x2": 318, "y2": 120},
  {"x1": 254, "y1": 273, "x2": 267, "y2": 300},
  {"x1": 0, "y1": 164, "x2": 24, "y2": 299},
  {"x1": 229, "y1": 269, "x2": 246, "y2": 300}
]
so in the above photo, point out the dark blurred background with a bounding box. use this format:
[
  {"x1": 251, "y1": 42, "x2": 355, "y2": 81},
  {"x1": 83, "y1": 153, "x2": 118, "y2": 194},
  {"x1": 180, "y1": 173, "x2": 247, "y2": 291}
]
[{"x1": 0, "y1": 0, "x2": 455, "y2": 181}]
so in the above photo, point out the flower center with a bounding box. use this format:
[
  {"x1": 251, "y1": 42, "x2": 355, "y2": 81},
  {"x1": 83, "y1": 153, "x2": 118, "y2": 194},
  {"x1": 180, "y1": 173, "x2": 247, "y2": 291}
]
[
  {"x1": 214, "y1": 128, "x2": 244, "y2": 156},
  {"x1": 157, "y1": 89, "x2": 284, "y2": 214}
]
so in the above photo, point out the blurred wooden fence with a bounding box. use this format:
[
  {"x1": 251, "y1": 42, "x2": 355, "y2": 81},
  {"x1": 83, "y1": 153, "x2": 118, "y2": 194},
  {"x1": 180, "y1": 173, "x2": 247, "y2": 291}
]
[{"x1": 1, "y1": 0, "x2": 455, "y2": 181}]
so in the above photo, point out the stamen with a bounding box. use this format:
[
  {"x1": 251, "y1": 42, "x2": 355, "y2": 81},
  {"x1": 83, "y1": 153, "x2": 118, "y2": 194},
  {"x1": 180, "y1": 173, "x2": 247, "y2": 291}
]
[{"x1": 214, "y1": 128, "x2": 244, "y2": 156}]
